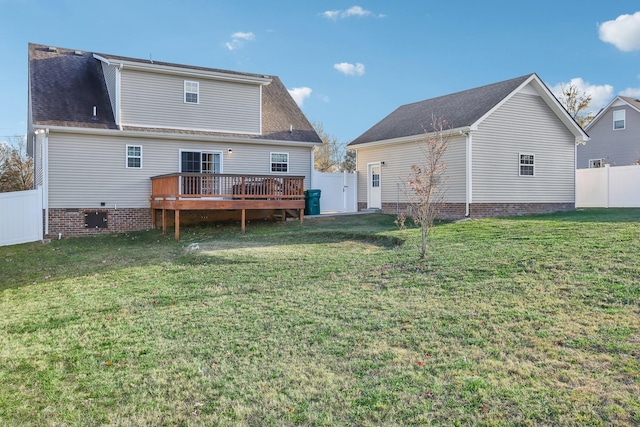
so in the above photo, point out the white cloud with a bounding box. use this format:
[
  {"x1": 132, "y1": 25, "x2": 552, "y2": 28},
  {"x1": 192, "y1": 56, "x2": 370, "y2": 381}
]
[
  {"x1": 225, "y1": 31, "x2": 255, "y2": 51},
  {"x1": 334, "y1": 62, "x2": 365, "y2": 76},
  {"x1": 620, "y1": 87, "x2": 640, "y2": 98},
  {"x1": 321, "y1": 10, "x2": 340, "y2": 20},
  {"x1": 288, "y1": 87, "x2": 312, "y2": 107},
  {"x1": 598, "y1": 12, "x2": 640, "y2": 52},
  {"x1": 551, "y1": 77, "x2": 614, "y2": 114},
  {"x1": 344, "y1": 6, "x2": 370, "y2": 17},
  {"x1": 321, "y1": 5, "x2": 384, "y2": 20}
]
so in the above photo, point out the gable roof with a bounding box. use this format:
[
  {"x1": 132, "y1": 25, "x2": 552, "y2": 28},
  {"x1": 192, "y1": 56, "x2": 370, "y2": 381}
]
[
  {"x1": 28, "y1": 43, "x2": 321, "y2": 144},
  {"x1": 585, "y1": 95, "x2": 640, "y2": 131},
  {"x1": 29, "y1": 44, "x2": 117, "y2": 130},
  {"x1": 349, "y1": 73, "x2": 587, "y2": 146}
]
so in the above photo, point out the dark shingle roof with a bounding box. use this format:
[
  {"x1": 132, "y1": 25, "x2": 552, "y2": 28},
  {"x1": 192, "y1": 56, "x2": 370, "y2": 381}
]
[
  {"x1": 30, "y1": 44, "x2": 117, "y2": 129},
  {"x1": 349, "y1": 74, "x2": 534, "y2": 146},
  {"x1": 29, "y1": 43, "x2": 321, "y2": 144}
]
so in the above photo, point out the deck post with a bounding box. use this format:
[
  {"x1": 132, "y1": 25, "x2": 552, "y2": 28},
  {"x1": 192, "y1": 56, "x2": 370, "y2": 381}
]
[
  {"x1": 162, "y1": 209, "x2": 167, "y2": 234},
  {"x1": 299, "y1": 208, "x2": 303, "y2": 224},
  {"x1": 175, "y1": 210, "x2": 180, "y2": 241},
  {"x1": 241, "y1": 209, "x2": 246, "y2": 233}
]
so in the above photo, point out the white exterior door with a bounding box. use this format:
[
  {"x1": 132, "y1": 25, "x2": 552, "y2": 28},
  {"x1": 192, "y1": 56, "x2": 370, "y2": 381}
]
[{"x1": 367, "y1": 162, "x2": 381, "y2": 209}]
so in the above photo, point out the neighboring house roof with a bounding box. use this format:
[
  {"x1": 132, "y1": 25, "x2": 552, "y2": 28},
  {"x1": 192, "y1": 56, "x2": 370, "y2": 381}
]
[
  {"x1": 585, "y1": 95, "x2": 640, "y2": 132},
  {"x1": 349, "y1": 73, "x2": 587, "y2": 146},
  {"x1": 28, "y1": 43, "x2": 321, "y2": 144}
]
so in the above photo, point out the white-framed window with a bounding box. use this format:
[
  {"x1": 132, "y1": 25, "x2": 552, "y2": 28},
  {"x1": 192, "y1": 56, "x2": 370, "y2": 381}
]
[
  {"x1": 613, "y1": 109, "x2": 625, "y2": 130},
  {"x1": 126, "y1": 145, "x2": 142, "y2": 168},
  {"x1": 519, "y1": 153, "x2": 534, "y2": 176},
  {"x1": 589, "y1": 159, "x2": 604, "y2": 168},
  {"x1": 184, "y1": 81, "x2": 199, "y2": 104},
  {"x1": 270, "y1": 152, "x2": 289, "y2": 173}
]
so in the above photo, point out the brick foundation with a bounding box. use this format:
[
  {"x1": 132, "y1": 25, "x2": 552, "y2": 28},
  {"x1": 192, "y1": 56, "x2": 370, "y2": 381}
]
[
  {"x1": 359, "y1": 202, "x2": 574, "y2": 220},
  {"x1": 47, "y1": 207, "x2": 292, "y2": 238},
  {"x1": 48, "y1": 208, "x2": 152, "y2": 238},
  {"x1": 468, "y1": 202, "x2": 574, "y2": 218}
]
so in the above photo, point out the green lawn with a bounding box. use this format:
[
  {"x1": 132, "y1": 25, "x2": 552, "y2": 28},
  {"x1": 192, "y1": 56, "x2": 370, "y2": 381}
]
[{"x1": 1, "y1": 210, "x2": 639, "y2": 426}]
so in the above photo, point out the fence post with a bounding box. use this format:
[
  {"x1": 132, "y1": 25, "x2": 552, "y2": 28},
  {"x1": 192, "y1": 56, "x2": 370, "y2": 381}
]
[{"x1": 605, "y1": 164, "x2": 610, "y2": 208}]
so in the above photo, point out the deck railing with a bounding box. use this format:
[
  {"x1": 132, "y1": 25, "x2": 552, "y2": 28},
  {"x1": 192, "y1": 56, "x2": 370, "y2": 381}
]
[{"x1": 151, "y1": 173, "x2": 305, "y2": 200}]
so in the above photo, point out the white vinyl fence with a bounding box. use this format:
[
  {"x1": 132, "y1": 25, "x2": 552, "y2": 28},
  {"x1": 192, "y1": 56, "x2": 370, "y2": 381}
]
[
  {"x1": 576, "y1": 164, "x2": 640, "y2": 208},
  {"x1": 0, "y1": 187, "x2": 43, "y2": 246},
  {"x1": 311, "y1": 171, "x2": 357, "y2": 213}
]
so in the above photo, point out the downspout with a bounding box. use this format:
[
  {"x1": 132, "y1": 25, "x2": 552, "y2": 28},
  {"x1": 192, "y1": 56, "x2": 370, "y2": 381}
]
[
  {"x1": 43, "y1": 129, "x2": 49, "y2": 236},
  {"x1": 464, "y1": 130, "x2": 472, "y2": 217},
  {"x1": 574, "y1": 140, "x2": 577, "y2": 209}
]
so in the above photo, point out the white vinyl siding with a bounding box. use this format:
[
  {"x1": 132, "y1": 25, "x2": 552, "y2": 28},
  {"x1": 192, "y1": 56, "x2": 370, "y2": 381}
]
[
  {"x1": 354, "y1": 135, "x2": 467, "y2": 204},
  {"x1": 101, "y1": 62, "x2": 117, "y2": 118},
  {"x1": 120, "y1": 69, "x2": 261, "y2": 134},
  {"x1": 46, "y1": 133, "x2": 312, "y2": 209},
  {"x1": 472, "y1": 93, "x2": 575, "y2": 203}
]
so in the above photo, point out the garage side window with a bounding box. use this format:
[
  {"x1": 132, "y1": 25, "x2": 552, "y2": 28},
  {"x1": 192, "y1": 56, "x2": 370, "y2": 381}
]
[{"x1": 519, "y1": 153, "x2": 534, "y2": 176}]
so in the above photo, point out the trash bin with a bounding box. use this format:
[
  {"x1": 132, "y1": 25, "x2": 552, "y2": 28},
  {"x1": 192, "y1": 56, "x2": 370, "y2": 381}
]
[{"x1": 304, "y1": 189, "x2": 321, "y2": 215}]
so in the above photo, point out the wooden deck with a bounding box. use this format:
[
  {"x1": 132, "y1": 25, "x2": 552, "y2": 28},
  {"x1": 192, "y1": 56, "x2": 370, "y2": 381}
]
[{"x1": 150, "y1": 173, "x2": 305, "y2": 240}]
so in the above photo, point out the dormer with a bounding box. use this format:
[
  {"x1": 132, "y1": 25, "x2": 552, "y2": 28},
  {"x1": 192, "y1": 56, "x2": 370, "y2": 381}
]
[{"x1": 93, "y1": 54, "x2": 272, "y2": 134}]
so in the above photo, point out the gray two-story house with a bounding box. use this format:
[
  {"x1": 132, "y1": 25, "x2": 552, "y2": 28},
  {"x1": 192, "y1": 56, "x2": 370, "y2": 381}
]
[
  {"x1": 28, "y1": 43, "x2": 321, "y2": 239},
  {"x1": 577, "y1": 96, "x2": 640, "y2": 168}
]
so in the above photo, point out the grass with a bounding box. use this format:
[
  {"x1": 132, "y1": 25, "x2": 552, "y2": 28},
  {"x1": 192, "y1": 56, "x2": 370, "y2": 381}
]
[{"x1": 1, "y1": 209, "x2": 639, "y2": 426}]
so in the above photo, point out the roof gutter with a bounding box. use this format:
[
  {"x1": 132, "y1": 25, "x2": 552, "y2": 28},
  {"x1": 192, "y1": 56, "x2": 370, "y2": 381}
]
[
  {"x1": 94, "y1": 54, "x2": 271, "y2": 85},
  {"x1": 348, "y1": 126, "x2": 472, "y2": 150},
  {"x1": 32, "y1": 125, "x2": 317, "y2": 147}
]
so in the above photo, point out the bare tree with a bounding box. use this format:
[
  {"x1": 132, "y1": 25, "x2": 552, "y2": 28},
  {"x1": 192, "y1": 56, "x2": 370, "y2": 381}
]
[
  {"x1": 312, "y1": 121, "x2": 343, "y2": 172},
  {"x1": 402, "y1": 116, "x2": 450, "y2": 259},
  {"x1": 0, "y1": 135, "x2": 34, "y2": 192},
  {"x1": 557, "y1": 83, "x2": 594, "y2": 129}
]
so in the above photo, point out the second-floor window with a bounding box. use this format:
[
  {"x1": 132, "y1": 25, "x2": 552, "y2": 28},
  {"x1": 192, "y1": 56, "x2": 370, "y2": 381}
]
[
  {"x1": 184, "y1": 81, "x2": 199, "y2": 104},
  {"x1": 271, "y1": 152, "x2": 289, "y2": 173},
  {"x1": 613, "y1": 110, "x2": 625, "y2": 130}
]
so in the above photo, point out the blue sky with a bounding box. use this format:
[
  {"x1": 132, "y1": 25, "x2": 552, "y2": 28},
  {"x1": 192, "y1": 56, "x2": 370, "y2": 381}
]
[{"x1": 1, "y1": 1, "x2": 639, "y2": 145}]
